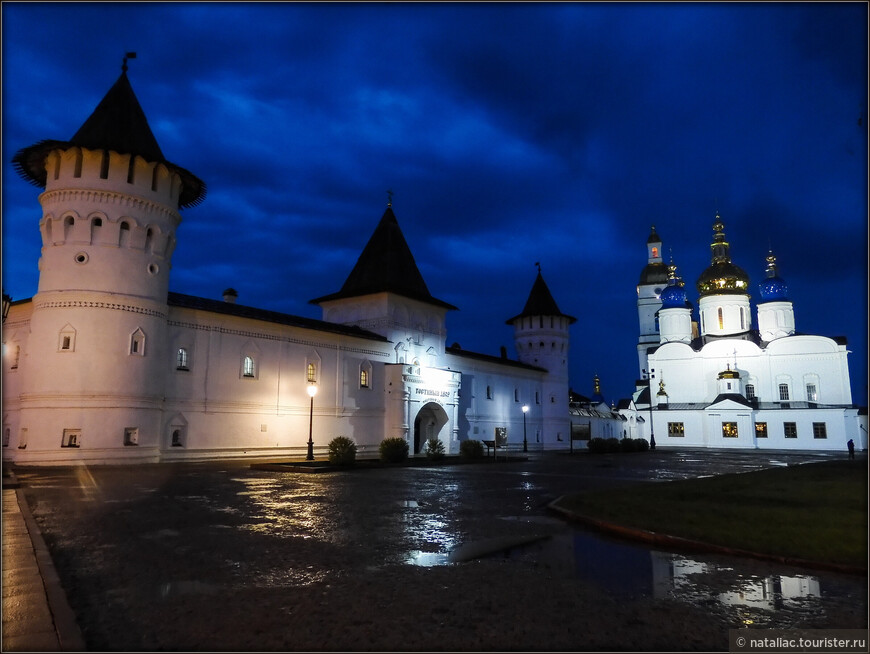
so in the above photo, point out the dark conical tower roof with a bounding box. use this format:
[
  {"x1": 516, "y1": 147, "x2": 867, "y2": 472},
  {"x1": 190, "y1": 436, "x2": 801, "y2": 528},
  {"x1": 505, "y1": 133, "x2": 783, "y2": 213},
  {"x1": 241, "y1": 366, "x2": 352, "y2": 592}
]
[
  {"x1": 506, "y1": 269, "x2": 576, "y2": 324},
  {"x1": 11, "y1": 69, "x2": 206, "y2": 208},
  {"x1": 310, "y1": 206, "x2": 457, "y2": 310}
]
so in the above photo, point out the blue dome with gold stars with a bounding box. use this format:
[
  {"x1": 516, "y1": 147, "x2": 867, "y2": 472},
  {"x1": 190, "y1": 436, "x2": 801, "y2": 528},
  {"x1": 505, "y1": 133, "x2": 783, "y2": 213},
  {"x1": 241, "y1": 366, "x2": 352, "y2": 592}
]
[{"x1": 758, "y1": 251, "x2": 789, "y2": 302}]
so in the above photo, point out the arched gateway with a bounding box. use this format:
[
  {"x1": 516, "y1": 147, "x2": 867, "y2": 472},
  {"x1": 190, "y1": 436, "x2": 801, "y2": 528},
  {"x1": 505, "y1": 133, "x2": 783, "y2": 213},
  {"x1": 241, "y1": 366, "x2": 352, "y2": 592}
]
[{"x1": 413, "y1": 402, "x2": 449, "y2": 454}]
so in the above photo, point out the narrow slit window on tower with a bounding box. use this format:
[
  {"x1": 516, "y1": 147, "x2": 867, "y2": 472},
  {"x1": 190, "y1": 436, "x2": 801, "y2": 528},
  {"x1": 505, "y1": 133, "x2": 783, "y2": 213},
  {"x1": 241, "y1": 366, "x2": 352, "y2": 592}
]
[
  {"x1": 100, "y1": 151, "x2": 110, "y2": 179},
  {"x1": 717, "y1": 307, "x2": 724, "y2": 330},
  {"x1": 127, "y1": 156, "x2": 136, "y2": 183},
  {"x1": 130, "y1": 329, "x2": 145, "y2": 356},
  {"x1": 360, "y1": 368, "x2": 369, "y2": 388},
  {"x1": 152, "y1": 165, "x2": 160, "y2": 191}
]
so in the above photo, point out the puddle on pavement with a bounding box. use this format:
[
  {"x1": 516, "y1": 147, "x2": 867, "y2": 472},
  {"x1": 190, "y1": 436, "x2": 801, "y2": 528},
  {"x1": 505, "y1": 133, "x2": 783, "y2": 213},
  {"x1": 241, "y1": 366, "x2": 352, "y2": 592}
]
[{"x1": 404, "y1": 523, "x2": 860, "y2": 627}]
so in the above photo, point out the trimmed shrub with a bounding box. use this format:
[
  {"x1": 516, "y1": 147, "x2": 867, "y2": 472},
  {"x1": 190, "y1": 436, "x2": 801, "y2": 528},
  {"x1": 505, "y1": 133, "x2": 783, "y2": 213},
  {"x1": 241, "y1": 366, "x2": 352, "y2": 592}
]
[
  {"x1": 328, "y1": 436, "x2": 357, "y2": 466},
  {"x1": 426, "y1": 437, "x2": 446, "y2": 460},
  {"x1": 379, "y1": 437, "x2": 409, "y2": 463},
  {"x1": 631, "y1": 438, "x2": 650, "y2": 452},
  {"x1": 619, "y1": 437, "x2": 635, "y2": 453},
  {"x1": 587, "y1": 437, "x2": 622, "y2": 454},
  {"x1": 460, "y1": 439, "x2": 485, "y2": 459}
]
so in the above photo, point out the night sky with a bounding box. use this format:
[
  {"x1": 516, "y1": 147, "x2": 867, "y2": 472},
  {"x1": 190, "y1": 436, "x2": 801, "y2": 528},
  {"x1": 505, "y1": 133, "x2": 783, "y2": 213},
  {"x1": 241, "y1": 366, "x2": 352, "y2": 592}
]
[{"x1": 3, "y1": 3, "x2": 867, "y2": 405}]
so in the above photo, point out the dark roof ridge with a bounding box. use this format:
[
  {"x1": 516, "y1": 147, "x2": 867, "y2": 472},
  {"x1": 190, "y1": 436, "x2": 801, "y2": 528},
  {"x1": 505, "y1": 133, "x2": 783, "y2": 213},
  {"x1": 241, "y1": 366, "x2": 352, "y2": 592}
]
[
  {"x1": 167, "y1": 292, "x2": 388, "y2": 341},
  {"x1": 506, "y1": 270, "x2": 576, "y2": 324},
  {"x1": 310, "y1": 206, "x2": 457, "y2": 310},
  {"x1": 11, "y1": 70, "x2": 206, "y2": 208}
]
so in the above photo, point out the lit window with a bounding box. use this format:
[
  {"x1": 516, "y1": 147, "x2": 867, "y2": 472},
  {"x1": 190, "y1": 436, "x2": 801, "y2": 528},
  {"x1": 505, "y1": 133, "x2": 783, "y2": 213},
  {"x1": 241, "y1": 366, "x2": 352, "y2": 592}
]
[
  {"x1": 360, "y1": 369, "x2": 369, "y2": 388},
  {"x1": 812, "y1": 423, "x2": 827, "y2": 439},
  {"x1": 722, "y1": 422, "x2": 738, "y2": 438},
  {"x1": 667, "y1": 422, "x2": 685, "y2": 437},
  {"x1": 717, "y1": 307, "x2": 724, "y2": 330},
  {"x1": 784, "y1": 422, "x2": 797, "y2": 438},
  {"x1": 755, "y1": 422, "x2": 768, "y2": 438},
  {"x1": 243, "y1": 356, "x2": 255, "y2": 378},
  {"x1": 778, "y1": 384, "x2": 790, "y2": 401},
  {"x1": 806, "y1": 384, "x2": 817, "y2": 402},
  {"x1": 11, "y1": 345, "x2": 20, "y2": 370},
  {"x1": 307, "y1": 362, "x2": 317, "y2": 383},
  {"x1": 652, "y1": 247, "x2": 658, "y2": 258},
  {"x1": 176, "y1": 347, "x2": 189, "y2": 370}
]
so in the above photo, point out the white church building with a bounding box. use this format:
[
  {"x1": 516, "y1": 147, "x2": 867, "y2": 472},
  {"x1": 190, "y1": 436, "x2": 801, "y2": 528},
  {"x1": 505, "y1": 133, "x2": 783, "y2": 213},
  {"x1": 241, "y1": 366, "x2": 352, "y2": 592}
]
[
  {"x1": 622, "y1": 220, "x2": 866, "y2": 451},
  {"x1": 2, "y1": 65, "x2": 577, "y2": 465}
]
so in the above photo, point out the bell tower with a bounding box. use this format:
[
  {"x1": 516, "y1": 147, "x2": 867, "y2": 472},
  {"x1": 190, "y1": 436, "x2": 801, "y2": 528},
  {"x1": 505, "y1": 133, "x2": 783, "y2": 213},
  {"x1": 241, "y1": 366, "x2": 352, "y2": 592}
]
[
  {"x1": 10, "y1": 56, "x2": 205, "y2": 463},
  {"x1": 637, "y1": 226, "x2": 669, "y2": 376}
]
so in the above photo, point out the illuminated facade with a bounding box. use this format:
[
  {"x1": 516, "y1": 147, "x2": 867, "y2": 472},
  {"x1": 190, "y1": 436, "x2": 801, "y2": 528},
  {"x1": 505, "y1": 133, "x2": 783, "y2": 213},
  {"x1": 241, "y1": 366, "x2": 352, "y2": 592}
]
[
  {"x1": 625, "y1": 219, "x2": 865, "y2": 451},
  {"x1": 2, "y1": 68, "x2": 575, "y2": 465}
]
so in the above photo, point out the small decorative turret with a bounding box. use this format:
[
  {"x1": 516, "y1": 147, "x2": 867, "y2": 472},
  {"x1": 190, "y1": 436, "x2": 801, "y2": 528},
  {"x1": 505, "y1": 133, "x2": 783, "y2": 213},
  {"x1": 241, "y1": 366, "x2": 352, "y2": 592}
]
[
  {"x1": 658, "y1": 259, "x2": 693, "y2": 344},
  {"x1": 716, "y1": 364, "x2": 743, "y2": 396},
  {"x1": 756, "y1": 250, "x2": 795, "y2": 342}
]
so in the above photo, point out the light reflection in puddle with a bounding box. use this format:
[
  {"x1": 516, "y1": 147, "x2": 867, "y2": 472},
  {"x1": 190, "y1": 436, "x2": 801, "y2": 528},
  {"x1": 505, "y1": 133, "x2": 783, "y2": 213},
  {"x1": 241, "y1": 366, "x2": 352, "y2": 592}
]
[{"x1": 407, "y1": 551, "x2": 453, "y2": 566}]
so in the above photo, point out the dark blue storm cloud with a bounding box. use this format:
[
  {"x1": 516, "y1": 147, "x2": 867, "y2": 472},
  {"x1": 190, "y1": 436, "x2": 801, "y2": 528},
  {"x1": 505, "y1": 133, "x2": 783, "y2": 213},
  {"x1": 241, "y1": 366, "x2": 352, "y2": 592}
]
[{"x1": 3, "y1": 2, "x2": 867, "y2": 403}]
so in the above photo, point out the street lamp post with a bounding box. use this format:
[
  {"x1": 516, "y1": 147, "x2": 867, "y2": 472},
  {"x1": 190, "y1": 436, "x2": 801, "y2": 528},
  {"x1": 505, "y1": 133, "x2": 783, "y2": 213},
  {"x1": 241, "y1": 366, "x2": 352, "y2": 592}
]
[
  {"x1": 643, "y1": 368, "x2": 656, "y2": 450},
  {"x1": 522, "y1": 405, "x2": 529, "y2": 452},
  {"x1": 306, "y1": 383, "x2": 318, "y2": 460}
]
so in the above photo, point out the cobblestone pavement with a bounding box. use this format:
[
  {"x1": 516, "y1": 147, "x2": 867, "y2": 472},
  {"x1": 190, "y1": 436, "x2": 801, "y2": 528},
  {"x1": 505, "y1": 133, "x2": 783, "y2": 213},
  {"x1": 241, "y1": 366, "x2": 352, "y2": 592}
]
[{"x1": 11, "y1": 449, "x2": 868, "y2": 651}]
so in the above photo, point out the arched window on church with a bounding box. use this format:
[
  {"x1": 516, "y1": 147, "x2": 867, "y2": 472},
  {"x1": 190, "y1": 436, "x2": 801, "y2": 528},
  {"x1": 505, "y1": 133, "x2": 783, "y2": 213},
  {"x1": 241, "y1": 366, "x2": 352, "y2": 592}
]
[
  {"x1": 717, "y1": 307, "x2": 724, "y2": 330},
  {"x1": 307, "y1": 362, "x2": 317, "y2": 383},
  {"x1": 243, "y1": 356, "x2": 256, "y2": 378},
  {"x1": 176, "y1": 347, "x2": 189, "y2": 370}
]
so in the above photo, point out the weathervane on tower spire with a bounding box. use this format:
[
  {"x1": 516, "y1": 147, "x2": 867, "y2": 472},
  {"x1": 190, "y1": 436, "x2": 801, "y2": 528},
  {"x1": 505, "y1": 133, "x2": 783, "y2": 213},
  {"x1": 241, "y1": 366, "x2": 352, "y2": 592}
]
[{"x1": 122, "y1": 52, "x2": 137, "y2": 73}]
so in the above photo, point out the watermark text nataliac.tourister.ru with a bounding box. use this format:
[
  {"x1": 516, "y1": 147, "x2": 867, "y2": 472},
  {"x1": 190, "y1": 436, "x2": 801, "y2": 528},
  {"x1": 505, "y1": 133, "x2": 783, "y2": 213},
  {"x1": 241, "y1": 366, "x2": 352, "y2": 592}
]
[{"x1": 730, "y1": 629, "x2": 869, "y2": 653}]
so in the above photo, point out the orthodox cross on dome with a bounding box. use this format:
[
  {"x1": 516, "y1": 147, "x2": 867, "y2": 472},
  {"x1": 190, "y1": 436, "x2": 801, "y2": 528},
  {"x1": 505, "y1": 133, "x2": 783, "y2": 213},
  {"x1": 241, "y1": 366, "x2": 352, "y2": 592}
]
[
  {"x1": 386, "y1": 189, "x2": 394, "y2": 207},
  {"x1": 122, "y1": 51, "x2": 137, "y2": 73},
  {"x1": 535, "y1": 261, "x2": 541, "y2": 273}
]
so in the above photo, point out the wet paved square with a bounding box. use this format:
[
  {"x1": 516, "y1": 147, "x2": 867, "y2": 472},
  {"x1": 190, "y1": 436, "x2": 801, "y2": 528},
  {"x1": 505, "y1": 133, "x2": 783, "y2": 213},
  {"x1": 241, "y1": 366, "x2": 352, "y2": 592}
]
[{"x1": 12, "y1": 450, "x2": 868, "y2": 651}]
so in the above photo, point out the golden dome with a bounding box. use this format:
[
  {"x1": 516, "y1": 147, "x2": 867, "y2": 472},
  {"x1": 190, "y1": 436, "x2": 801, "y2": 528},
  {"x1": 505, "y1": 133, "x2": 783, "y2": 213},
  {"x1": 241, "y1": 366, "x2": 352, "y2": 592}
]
[{"x1": 696, "y1": 213, "x2": 751, "y2": 297}]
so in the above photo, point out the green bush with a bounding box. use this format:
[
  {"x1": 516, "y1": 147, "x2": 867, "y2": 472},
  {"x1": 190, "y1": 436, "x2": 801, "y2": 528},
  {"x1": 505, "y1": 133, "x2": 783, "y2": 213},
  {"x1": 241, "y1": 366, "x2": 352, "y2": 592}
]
[
  {"x1": 631, "y1": 438, "x2": 650, "y2": 452},
  {"x1": 460, "y1": 439, "x2": 485, "y2": 459},
  {"x1": 426, "y1": 437, "x2": 446, "y2": 460},
  {"x1": 328, "y1": 436, "x2": 357, "y2": 466},
  {"x1": 379, "y1": 437, "x2": 409, "y2": 463},
  {"x1": 587, "y1": 437, "x2": 622, "y2": 454},
  {"x1": 619, "y1": 437, "x2": 635, "y2": 453}
]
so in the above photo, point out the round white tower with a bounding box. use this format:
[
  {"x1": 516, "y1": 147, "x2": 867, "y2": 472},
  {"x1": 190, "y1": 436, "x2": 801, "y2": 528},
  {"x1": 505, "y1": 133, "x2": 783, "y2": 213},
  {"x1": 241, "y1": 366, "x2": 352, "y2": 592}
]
[
  {"x1": 696, "y1": 213, "x2": 752, "y2": 338},
  {"x1": 657, "y1": 260, "x2": 693, "y2": 344},
  {"x1": 637, "y1": 226, "x2": 669, "y2": 375},
  {"x1": 507, "y1": 265, "x2": 575, "y2": 446},
  {"x1": 756, "y1": 250, "x2": 795, "y2": 342},
  {"x1": 10, "y1": 58, "x2": 205, "y2": 463}
]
